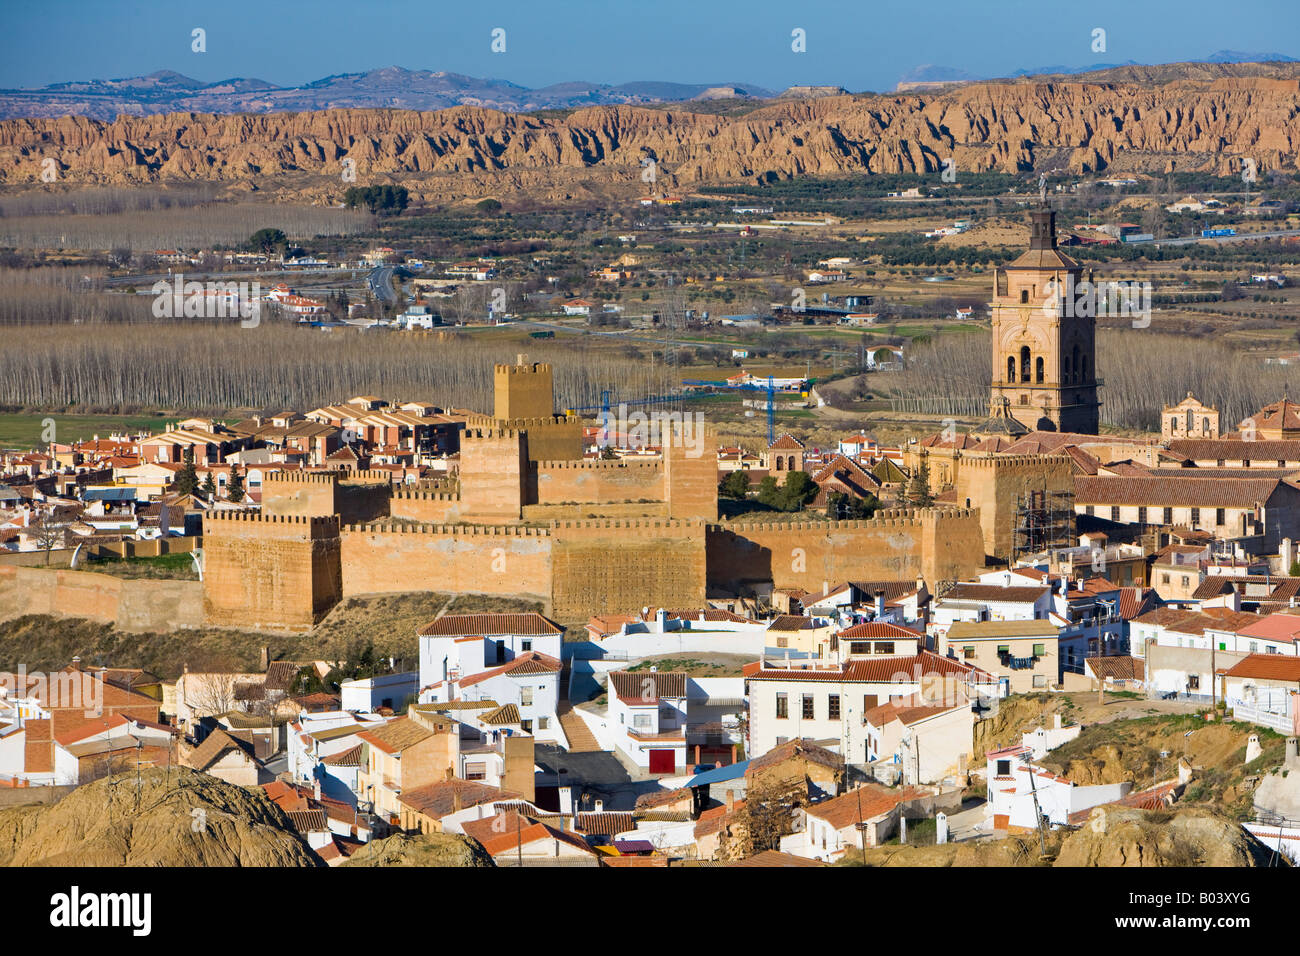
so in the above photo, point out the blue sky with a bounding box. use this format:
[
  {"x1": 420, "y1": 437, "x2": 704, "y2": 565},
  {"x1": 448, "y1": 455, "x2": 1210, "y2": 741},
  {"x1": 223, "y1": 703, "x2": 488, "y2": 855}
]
[{"x1": 3, "y1": 0, "x2": 1298, "y2": 92}]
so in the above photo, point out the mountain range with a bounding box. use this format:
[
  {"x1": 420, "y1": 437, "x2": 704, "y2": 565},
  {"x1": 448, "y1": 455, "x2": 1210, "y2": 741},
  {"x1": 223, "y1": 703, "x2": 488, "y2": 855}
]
[{"x1": 0, "y1": 51, "x2": 1294, "y2": 120}]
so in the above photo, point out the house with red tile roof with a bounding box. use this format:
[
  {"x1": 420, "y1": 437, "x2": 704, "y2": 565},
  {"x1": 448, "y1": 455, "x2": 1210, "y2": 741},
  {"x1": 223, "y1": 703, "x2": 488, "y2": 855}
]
[
  {"x1": 461, "y1": 808, "x2": 598, "y2": 866},
  {"x1": 863, "y1": 693, "x2": 975, "y2": 785},
  {"x1": 780, "y1": 784, "x2": 935, "y2": 859},
  {"x1": 744, "y1": 651, "x2": 995, "y2": 763}
]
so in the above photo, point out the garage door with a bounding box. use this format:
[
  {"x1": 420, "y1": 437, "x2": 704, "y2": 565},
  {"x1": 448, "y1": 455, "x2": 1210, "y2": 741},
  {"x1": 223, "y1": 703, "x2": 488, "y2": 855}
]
[{"x1": 648, "y1": 749, "x2": 676, "y2": 774}]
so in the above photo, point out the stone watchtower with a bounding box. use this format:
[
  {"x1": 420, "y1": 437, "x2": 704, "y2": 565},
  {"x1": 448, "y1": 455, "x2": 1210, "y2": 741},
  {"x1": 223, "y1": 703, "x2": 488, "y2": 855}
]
[
  {"x1": 494, "y1": 354, "x2": 554, "y2": 421},
  {"x1": 989, "y1": 207, "x2": 1100, "y2": 434}
]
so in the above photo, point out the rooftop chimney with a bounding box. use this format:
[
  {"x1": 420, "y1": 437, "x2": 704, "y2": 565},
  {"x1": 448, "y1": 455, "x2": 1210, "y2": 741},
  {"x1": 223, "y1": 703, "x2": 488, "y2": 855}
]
[{"x1": 874, "y1": 590, "x2": 885, "y2": 620}]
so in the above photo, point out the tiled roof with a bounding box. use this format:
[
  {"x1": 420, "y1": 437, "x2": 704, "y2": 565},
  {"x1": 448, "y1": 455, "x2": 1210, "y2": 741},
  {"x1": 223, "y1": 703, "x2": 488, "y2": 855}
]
[
  {"x1": 747, "y1": 738, "x2": 843, "y2": 776},
  {"x1": 1220, "y1": 654, "x2": 1300, "y2": 682},
  {"x1": 1085, "y1": 656, "x2": 1145, "y2": 682},
  {"x1": 356, "y1": 717, "x2": 433, "y2": 755},
  {"x1": 767, "y1": 615, "x2": 820, "y2": 632},
  {"x1": 1234, "y1": 614, "x2": 1300, "y2": 642},
  {"x1": 188, "y1": 728, "x2": 255, "y2": 771},
  {"x1": 768, "y1": 434, "x2": 806, "y2": 450},
  {"x1": 609, "y1": 670, "x2": 688, "y2": 703},
  {"x1": 418, "y1": 612, "x2": 563, "y2": 637},
  {"x1": 804, "y1": 785, "x2": 929, "y2": 829},
  {"x1": 694, "y1": 800, "x2": 746, "y2": 839},
  {"x1": 863, "y1": 695, "x2": 963, "y2": 729},
  {"x1": 286, "y1": 809, "x2": 329, "y2": 832},
  {"x1": 729, "y1": 849, "x2": 826, "y2": 867},
  {"x1": 1131, "y1": 607, "x2": 1261, "y2": 635},
  {"x1": 837, "y1": 621, "x2": 922, "y2": 640},
  {"x1": 941, "y1": 584, "x2": 1050, "y2": 604},
  {"x1": 746, "y1": 651, "x2": 989, "y2": 683},
  {"x1": 322, "y1": 743, "x2": 363, "y2": 767},
  {"x1": 1168, "y1": 438, "x2": 1300, "y2": 460},
  {"x1": 398, "y1": 779, "x2": 518, "y2": 819},
  {"x1": 946, "y1": 619, "x2": 1059, "y2": 640},
  {"x1": 1074, "y1": 475, "x2": 1288, "y2": 508},
  {"x1": 458, "y1": 651, "x2": 563, "y2": 688},
  {"x1": 480, "y1": 703, "x2": 521, "y2": 726}
]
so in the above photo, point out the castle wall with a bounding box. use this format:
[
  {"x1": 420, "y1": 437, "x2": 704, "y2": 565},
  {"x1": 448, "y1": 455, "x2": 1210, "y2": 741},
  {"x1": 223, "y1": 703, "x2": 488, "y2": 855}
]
[
  {"x1": 261, "y1": 469, "x2": 391, "y2": 524},
  {"x1": 494, "y1": 361, "x2": 554, "y2": 421},
  {"x1": 202, "y1": 512, "x2": 342, "y2": 632},
  {"x1": 460, "y1": 429, "x2": 526, "y2": 522},
  {"x1": 339, "y1": 523, "x2": 553, "y2": 605},
  {"x1": 705, "y1": 508, "x2": 985, "y2": 594},
  {"x1": 550, "y1": 519, "x2": 707, "y2": 620},
  {"x1": 534, "y1": 459, "x2": 665, "y2": 506},
  {"x1": 0, "y1": 565, "x2": 204, "y2": 632},
  {"x1": 953, "y1": 455, "x2": 1076, "y2": 560},
  {"x1": 389, "y1": 488, "x2": 463, "y2": 524}
]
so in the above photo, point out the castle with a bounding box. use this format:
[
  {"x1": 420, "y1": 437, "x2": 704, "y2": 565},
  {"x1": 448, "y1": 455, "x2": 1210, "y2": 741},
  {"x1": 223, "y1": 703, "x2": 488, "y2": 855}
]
[{"x1": 202, "y1": 357, "x2": 986, "y2": 631}]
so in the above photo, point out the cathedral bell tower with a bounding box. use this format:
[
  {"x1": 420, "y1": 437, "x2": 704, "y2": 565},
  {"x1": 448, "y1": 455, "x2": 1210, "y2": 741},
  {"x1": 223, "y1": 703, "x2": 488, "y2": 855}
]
[{"x1": 988, "y1": 206, "x2": 1100, "y2": 434}]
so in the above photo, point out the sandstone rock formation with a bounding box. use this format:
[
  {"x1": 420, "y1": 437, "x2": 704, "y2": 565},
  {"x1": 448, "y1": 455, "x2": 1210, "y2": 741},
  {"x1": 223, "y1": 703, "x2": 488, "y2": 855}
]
[
  {"x1": 340, "y1": 831, "x2": 493, "y2": 867},
  {"x1": 1056, "y1": 806, "x2": 1276, "y2": 867},
  {"x1": 1, "y1": 76, "x2": 1296, "y2": 200},
  {"x1": 0, "y1": 766, "x2": 322, "y2": 867}
]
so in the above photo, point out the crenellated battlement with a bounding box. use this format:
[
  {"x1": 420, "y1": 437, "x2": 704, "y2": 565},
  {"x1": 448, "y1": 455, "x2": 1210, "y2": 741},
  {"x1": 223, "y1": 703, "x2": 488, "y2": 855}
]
[
  {"x1": 537, "y1": 459, "x2": 663, "y2": 471},
  {"x1": 343, "y1": 521, "x2": 551, "y2": 537},
  {"x1": 463, "y1": 426, "x2": 525, "y2": 442},
  {"x1": 205, "y1": 510, "x2": 338, "y2": 527},
  {"x1": 963, "y1": 453, "x2": 1075, "y2": 468},
  {"x1": 391, "y1": 488, "x2": 461, "y2": 502},
  {"x1": 264, "y1": 470, "x2": 340, "y2": 485}
]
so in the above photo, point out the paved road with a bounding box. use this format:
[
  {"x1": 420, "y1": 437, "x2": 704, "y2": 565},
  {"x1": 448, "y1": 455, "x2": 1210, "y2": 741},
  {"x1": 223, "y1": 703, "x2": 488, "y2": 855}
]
[{"x1": 367, "y1": 266, "x2": 397, "y2": 304}]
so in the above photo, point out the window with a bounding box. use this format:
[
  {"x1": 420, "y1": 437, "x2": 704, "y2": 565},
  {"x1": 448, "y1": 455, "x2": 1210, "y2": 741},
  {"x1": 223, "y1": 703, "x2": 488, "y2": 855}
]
[
  {"x1": 1161, "y1": 572, "x2": 1170, "y2": 584},
  {"x1": 1032, "y1": 675, "x2": 1047, "y2": 688},
  {"x1": 1249, "y1": 641, "x2": 1258, "y2": 653},
  {"x1": 996, "y1": 759, "x2": 1011, "y2": 776},
  {"x1": 495, "y1": 641, "x2": 506, "y2": 664},
  {"x1": 1181, "y1": 576, "x2": 1190, "y2": 588},
  {"x1": 963, "y1": 646, "x2": 975, "y2": 660},
  {"x1": 521, "y1": 719, "x2": 532, "y2": 733},
  {"x1": 1020, "y1": 289, "x2": 1029, "y2": 304},
  {"x1": 1007, "y1": 356, "x2": 1016, "y2": 382},
  {"x1": 828, "y1": 695, "x2": 841, "y2": 720},
  {"x1": 776, "y1": 636, "x2": 789, "y2": 649},
  {"x1": 1188, "y1": 675, "x2": 1200, "y2": 690},
  {"x1": 873, "y1": 641, "x2": 895, "y2": 655},
  {"x1": 1215, "y1": 508, "x2": 1225, "y2": 526},
  {"x1": 1190, "y1": 507, "x2": 1200, "y2": 525},
  {"x1": 521, "y1": 687, "x2": 533, "y2": 706},
  {"x1": 538, "y1": 717, "x2": 549, "y2": 730},
  {"x1": 521, "y1": 639, "x2": 532, "y2": 653},
  {"x1": 633, "y1": 713, "x2": 652, "y2": 729},
  {"x1": 1085, "y1": 505, "x2": 1094, "y2": 516},
  {"x1": 1111, "y1": 506, "x2": 1120, "y2": 522},
  {"x1": 776, "y1": 693, "x2": 788, "y2": 719},
  {"x1": 1032, "y1": 643, "x2": 1046, "y2": 658},
  {"x1": 802, "y1": 694, "x2": 815, "y2": 719},
  {"x1": 1162, "y1": 507, "x2": 1173, "y2": 524},
  {"x1": 1137, "y1": 506, "x2": 1148, "y2": 525},
  {"x1": 1021, "y1": 346, "x2": 1031, "y2": 381},
  {"x1": 465, "y1": 761, "x2": 487, "y2": 781},
  {"x1": 1035, "y1": 356, "x2": 1044, "y2": 383}
]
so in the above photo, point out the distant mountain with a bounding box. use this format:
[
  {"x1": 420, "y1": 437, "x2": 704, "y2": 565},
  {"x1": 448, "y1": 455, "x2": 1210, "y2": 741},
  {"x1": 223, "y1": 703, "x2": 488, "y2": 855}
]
[
  {"x1": 0, "y1": 66, "x2": 776, "y2": 119},
  {"x1": 895, "y1": 51, "x2": 1297, "y2": 90}
]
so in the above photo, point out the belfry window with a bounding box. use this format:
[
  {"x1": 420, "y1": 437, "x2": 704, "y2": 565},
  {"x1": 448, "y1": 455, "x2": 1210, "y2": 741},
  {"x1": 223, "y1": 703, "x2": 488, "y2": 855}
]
[
  {"x1": 1020, "y1": 346, "x2": 1031, "y2": 381},
  {"x1": 1007, "y1": 356, "x2": 1016, "y2": 382},
  {"x1": 1035, "y1": 357, "x2": 1044, "y2": 383}
]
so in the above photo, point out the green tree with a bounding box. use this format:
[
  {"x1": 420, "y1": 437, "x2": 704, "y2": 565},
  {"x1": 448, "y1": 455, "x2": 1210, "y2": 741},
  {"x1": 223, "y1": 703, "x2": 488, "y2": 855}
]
[
  {"x1": 226, "y1": 466, "x2": 246, "y2": 503},
  {"x1": 199, "y1": 471, "x2": 218, "y2": 502},
  {"x1": 174, "y1": 446, "x2": 198, "y2": 497},
  {"x1": 778, "y1": 471, "x2": 818, "y2": 511},
  {"x1": 720, "y1": 470, "x2": 752, "y2": 499},
  {"x1": 908, "y1": 458, "x2": 934, "y2": 507},
  {"x1": 247, "y1": 228, "x2": 288, "y2": 256}
]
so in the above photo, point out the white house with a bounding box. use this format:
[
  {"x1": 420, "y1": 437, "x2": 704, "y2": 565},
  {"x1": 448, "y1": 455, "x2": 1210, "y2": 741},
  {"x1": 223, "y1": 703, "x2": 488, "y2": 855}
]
[
  {"x1": 985, "y1": 744, "x2": 1130, "y2": 830},
  {"x1": 418, "y1": 612, "x2": 564, "y2": 692},
  {"x1": 340, "y1": 672, "x2": 419, "y2": 714}
]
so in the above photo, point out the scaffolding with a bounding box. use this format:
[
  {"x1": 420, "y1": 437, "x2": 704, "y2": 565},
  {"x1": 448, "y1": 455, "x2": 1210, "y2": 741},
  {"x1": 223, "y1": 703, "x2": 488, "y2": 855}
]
[{"x1": 1011, "y1": 488, "x2": 1076, "y2": 563}]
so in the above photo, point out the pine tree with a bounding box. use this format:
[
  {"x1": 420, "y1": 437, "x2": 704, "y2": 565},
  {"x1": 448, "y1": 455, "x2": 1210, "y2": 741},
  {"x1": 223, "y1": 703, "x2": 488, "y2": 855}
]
[
  {"x1": 199, "y1": 471, "x2": 218, "y2": 502},
  {"x1": 174, "y1": 446, "x2": 198, "y2": 497},
  {"x1": 227, "y1": 467, "x2": 246, "y2": 503}
]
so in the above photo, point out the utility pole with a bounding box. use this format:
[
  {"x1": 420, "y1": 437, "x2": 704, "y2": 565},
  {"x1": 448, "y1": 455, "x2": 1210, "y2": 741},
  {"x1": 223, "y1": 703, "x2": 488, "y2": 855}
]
[{"x1": 1025, "y1": 756, "x2": 1048, "y2": 857}]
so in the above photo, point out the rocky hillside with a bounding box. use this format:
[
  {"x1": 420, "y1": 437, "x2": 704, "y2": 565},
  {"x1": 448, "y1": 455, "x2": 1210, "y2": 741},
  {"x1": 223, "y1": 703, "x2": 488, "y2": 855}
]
[
  {"x1": 340, "y1": 831, "x2": 494, "y2": 867},
  {"x1": 1, "y1": 74, "x2": 1297, "y2": 200},
  {"x1": 0, "y1": 767, "x2": 322, "y2": 866}
]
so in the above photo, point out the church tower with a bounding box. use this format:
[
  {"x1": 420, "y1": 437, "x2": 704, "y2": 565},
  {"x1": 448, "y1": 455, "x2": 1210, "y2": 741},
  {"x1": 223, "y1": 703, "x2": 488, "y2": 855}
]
[{"x1": 988, "y1": 207, "x2": 1100, "y2": 434}]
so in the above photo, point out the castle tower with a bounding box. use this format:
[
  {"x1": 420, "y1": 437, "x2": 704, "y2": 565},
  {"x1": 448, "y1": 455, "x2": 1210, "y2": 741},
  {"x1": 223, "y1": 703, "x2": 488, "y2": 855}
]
[
  {"x1": 664, "y1": 421, "x2": 718, "y2": 521},
  {"x1": 989, "y1": 207, "x2": 1100, "y2": 434},
  {"x1": 494, "y1": 354, "x2": 554, "y2": 421}
]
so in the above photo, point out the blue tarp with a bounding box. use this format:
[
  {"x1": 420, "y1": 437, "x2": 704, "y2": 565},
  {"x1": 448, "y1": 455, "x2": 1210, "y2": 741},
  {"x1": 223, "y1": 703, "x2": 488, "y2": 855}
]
[{"x1": 686, "y1": 759, "x2": 750, "y2": 788}]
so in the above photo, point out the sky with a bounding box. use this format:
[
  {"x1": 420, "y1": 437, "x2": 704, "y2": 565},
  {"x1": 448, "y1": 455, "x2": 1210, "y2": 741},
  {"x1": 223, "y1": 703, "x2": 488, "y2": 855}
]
[{"x1": 2, "y1": 0, "x2": 1298, "y2": 93}]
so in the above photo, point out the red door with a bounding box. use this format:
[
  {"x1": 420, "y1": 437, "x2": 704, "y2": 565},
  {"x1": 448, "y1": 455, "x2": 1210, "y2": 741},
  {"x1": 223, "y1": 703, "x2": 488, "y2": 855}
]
[{"x1": 649, "y1": 749, "x2": 675, "y2": 774}]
